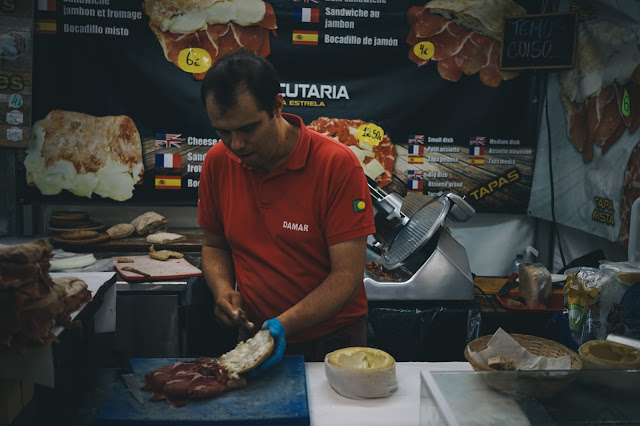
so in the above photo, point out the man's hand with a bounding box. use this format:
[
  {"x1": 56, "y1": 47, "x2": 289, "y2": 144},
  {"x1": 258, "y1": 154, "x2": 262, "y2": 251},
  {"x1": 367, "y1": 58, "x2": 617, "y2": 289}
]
[
  {"x1": 213, "y1": 287, "x2": 243, "y2": 327},
  {"x1": 246, "y1": 318, "x2": 286, "y2": 377}
]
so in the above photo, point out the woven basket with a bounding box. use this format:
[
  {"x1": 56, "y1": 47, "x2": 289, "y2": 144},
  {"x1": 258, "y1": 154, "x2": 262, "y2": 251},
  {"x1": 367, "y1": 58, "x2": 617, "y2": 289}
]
[{"x1": 464, "y1": 333, "x2": 583, "y2": 398}]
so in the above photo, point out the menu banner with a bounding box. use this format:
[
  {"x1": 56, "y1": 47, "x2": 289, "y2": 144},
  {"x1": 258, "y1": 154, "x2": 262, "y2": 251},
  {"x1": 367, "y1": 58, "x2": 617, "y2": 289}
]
[
  {"x1": 20, "y1": 0, "x2": 543, "y2": 212},
  {"x1": 0, "y1": 0, "x2": 33, "y2": 148}
]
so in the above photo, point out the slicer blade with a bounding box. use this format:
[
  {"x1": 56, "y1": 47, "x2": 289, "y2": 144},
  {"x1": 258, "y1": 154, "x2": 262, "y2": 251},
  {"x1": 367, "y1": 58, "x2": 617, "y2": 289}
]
[{"x1": 381, "y1": 195, "x2": 449, "y2": 270}]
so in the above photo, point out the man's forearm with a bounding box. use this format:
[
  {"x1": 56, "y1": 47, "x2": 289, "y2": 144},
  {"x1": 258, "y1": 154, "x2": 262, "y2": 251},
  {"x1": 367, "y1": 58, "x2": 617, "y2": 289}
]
[
  {"x1": 277, "y1": 237, "x2": 367, "y2": 337},
  {"x1": 278, "y1": 270, "x2": 363, "y2": 337},
  {"x1": 201, "y1": 244, "x2": 236, "y2": 297}
]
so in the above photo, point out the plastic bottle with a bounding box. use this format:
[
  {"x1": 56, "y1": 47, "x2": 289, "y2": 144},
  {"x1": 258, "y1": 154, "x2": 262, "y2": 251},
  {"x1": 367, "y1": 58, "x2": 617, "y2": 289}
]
[
  {"x1": 511, "y1": 254, "x2": 524, "y2": 274},
  {"x1": 580, "y1": 310, "x2": 598, "y2": 344}
]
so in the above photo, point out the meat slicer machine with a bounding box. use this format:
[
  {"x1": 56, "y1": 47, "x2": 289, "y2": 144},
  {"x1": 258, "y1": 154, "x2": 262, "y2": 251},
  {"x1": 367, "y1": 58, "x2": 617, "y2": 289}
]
[{"x1": 364, "y1": 178, "x2": 476, "y2": 300}]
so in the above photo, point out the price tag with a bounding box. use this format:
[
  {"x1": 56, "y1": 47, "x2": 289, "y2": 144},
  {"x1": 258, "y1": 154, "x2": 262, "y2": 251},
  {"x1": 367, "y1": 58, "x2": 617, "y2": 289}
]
[
  {"x1": 413, "y1": 41, "x2": 434, "y2": 61},
  {"x1": 622, "y1": 88, "x2": 631, "y2": 117},
  {"x1": 178, "y1": 48, "x2": 212, "y2": 74},
  {"x1": 357, "y1": 123, "x2": 384, "y2": 147}
]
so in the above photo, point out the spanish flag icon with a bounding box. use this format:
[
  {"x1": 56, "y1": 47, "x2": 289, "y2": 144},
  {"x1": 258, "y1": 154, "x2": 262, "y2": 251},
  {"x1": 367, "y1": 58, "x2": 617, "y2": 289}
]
[
  {"x1": 155, "y1": 175, "x2": 181, "y2": 190},
  {"x1": 292, "y1": 30, "x2": 318, "y2": 46}
]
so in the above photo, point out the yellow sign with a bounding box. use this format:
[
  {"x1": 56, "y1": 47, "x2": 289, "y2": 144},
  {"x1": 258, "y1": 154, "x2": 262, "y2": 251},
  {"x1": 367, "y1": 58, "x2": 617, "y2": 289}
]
[
  {"x1": 178, "y1": 48, "x2": 212, "y2": 73},
  {"x1": 357, "y1": 123, "x2": 384, "y2": 147},
  {"x1": 413, "y1": 41, "x2": 434, "y2": 61}
]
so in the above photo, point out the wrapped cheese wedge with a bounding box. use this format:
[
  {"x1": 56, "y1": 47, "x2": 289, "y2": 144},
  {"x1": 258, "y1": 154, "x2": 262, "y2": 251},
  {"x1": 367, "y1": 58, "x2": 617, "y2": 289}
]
[{"x1": 324, "y1": 347, "x2": 398, "y2": 399}]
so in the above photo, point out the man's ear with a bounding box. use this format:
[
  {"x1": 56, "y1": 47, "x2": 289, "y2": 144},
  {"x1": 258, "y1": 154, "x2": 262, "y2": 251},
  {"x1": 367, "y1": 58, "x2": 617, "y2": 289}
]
[{"x1": 273, "y1": 94, "x2": 284, "y2": 117}]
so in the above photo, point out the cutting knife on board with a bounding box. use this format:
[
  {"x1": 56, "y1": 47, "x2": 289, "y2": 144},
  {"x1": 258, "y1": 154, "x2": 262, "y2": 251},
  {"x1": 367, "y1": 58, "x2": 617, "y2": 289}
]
[{"x1": 121, "y1": 374, "x2": 145, "y2": 404}]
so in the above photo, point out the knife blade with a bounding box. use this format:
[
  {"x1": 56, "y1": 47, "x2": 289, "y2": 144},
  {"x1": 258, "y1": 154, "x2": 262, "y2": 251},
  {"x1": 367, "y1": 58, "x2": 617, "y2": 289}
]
[
  {"x1": 121, "y1": 266, "x2": 151, "y2": 277},
  {"x1": 121, "y1": 373, "x2": 145, "y2": 404}
]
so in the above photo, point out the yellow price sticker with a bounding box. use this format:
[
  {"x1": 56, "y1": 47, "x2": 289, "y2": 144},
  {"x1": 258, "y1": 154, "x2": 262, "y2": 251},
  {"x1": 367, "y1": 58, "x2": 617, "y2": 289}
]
[
  {"x1": 177, "y1": 48, "x2": 212, "y2": 73},
  {"x1": 413, "y1": 41, "x2": 434, "y2": 61},
  {"x1": 357, "y1": 123, "x2": 384, "y2": 147}
]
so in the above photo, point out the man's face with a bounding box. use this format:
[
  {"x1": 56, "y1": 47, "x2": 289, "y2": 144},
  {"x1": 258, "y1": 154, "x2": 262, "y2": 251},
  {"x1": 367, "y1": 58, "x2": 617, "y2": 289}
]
[{"x1": 206, "y1": 90, "x2": 281, "y2": 171}]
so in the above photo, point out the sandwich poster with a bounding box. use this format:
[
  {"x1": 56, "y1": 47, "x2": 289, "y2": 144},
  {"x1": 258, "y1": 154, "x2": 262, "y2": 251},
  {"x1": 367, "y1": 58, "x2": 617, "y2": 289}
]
[
  {"x1": 528, "y1": 0, "x2": 640, "y2": 245},
  {"x1": 20, "y1": 0, "x2": 544, "y2": 213}
]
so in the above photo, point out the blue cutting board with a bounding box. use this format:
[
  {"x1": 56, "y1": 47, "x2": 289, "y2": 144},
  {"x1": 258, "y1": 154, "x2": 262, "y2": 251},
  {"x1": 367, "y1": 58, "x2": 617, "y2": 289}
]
[{"x1": 95, "y1": 355, "x2": 310, "y2": 426}]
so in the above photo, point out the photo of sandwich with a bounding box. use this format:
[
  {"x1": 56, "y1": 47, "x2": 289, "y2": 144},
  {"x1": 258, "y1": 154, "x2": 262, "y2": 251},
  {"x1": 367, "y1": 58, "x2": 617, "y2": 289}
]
[
  {"x1": 0, "y1": 31, "x2": 26, "y2": 60},
  {"x1": 406, "y1": 0, "x2": 525, "y2": 87},
  {"x1": 24, "y1": 110, "x2": 144, "y2": 201},
  {"x1": 558, "y1": 20, "x2": 640, "y2": 163},
  {"x1": 307, "y1": 117, "x2": 396, "y2": 188},
  {"x1": 142, "y1": 0, "x2": 277, "y2": 79}
]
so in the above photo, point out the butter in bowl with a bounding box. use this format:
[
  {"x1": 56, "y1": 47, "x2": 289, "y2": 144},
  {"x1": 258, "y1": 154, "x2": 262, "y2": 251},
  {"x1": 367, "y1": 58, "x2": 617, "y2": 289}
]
[
  {"x1": 324, "y1": 347, "x2": 398, "y2": 399},
  {"x1": 579, "y1": 340, "x2": 640, "y2": 369}
]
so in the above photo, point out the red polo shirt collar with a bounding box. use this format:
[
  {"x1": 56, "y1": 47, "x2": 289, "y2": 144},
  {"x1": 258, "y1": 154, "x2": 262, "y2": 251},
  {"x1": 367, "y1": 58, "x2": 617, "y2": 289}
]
[{"x1": 225, "y1": 113, "x2": 310, "y2": 174}]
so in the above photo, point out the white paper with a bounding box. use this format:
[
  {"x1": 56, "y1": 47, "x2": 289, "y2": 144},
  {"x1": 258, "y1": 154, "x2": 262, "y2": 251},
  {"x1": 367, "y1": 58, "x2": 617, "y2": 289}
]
[{"x1": 469, "y1": 328, "x2": 571, "y2": 370}]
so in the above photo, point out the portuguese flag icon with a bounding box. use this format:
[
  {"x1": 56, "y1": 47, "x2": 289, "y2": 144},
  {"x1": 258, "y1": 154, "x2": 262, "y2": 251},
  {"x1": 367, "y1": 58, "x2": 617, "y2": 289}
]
[{"x1": 353, "y1": 199, "x2": 366, "y2": 212}]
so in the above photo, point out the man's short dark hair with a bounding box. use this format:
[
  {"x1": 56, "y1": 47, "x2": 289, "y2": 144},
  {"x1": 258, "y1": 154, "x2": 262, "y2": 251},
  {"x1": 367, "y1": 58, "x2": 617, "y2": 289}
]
[{"x1": 200, "y1": 50, "x2": 281, "y2": 117}]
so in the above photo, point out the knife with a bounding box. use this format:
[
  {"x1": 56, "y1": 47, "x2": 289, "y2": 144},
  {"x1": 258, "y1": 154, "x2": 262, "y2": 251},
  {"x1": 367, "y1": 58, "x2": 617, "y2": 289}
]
[{"x1": 121, "y1": 373, "x2": 145, "y2": 404}]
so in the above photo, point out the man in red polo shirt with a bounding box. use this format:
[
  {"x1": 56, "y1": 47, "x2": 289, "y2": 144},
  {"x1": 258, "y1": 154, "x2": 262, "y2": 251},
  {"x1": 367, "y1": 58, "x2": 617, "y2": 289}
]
[{"x1": 197, "y1": 51, "x2": 376, "y2": 372}]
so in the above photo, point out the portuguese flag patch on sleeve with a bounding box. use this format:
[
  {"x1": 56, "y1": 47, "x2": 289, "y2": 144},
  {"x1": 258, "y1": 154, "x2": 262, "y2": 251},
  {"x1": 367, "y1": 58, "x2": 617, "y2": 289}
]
[{"x1": 353, "y1": 199, "x2": 366, "y2": 212}]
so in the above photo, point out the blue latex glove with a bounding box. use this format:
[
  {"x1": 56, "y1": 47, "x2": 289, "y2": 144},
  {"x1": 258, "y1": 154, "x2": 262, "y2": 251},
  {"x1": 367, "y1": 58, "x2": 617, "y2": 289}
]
[{"x1": 246, "y1": 318, "x2": 286, "y2": 377}]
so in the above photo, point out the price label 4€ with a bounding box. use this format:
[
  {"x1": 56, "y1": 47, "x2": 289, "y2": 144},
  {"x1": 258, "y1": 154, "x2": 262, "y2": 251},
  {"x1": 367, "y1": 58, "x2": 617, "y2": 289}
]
[
  {"x1": 413, "y1": 41, "x2": 434, "y2": 61},
  {"x1": 357, "y1": 123, "x2": 384, "y2": 146},
  {"x1": 178, "y1": 48, "x2": 212, "y2": 74}
]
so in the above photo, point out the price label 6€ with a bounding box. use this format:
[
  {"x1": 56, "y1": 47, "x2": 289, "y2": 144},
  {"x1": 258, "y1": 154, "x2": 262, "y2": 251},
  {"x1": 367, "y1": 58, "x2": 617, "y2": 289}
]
[
  {"x1": 357, "y1": 123, "x2": 384, "y2": 147},
  {"x1": 622, "y1": 88, "x2": 631, "y2": 117},
  {"x1": 178, "y1": 48, "x2": 212, "y2": 73},
  {"x1": 413, "y1": 41, "x2": 434, "y2": 61}
]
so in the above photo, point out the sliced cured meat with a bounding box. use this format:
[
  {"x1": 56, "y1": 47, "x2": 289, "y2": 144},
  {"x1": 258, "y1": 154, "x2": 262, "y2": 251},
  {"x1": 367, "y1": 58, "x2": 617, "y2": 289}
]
[
  {"x1": 142, "y1": 357, "x2": 244, "y2": 406},
  {"x1": 409, "y1": 7, "x2": 449, "y2": 38},
  {"x1": 405, "y1": 4, "x2": 520, "y2": 88},
  {"x1": 587, "y1": 85, "x2": 626, "y2": 151},
  {"x1": 478, "y1": 42, "x2": 505, "y2": 88},
  {"x1": 558, "y1": 21, "x2": 640, "y2": 162},
  {"x1": 454, "y1": 33, "x2": 491, "y2": 75},
  {"x1": 307, "y1": 117, "x2": 397, "y2": 188},
  {"x1": 429, "y1": 22, "x2": 471, "y2": 61},
  {"x1": 438, "y1": 57, "x2": 463, "y2": 82},
  {"x1": 561, "y1": 92, "x2": 589, "y2": 155},
  {"x1": 620, "y1": 141, "x2": 640, "y2": 246},
  {"x1": 144, "y1": 2, "x2": 277, "y2": 80}
]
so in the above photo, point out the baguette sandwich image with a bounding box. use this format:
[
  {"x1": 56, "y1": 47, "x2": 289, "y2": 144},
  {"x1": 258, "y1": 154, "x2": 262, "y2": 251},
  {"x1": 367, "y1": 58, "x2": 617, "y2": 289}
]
[
  {"x1": 142, "y1": 0, "x2": 277, "y2": 79},
  {"x1": 406, "y1": 0, "x2": 526, "y2": 87},
  {"x1": 558, "y1": 20, "x2": 640, "y2": 163},
  {"x1": 24, "y1": 110, "x2": 144, "y2": 201}
]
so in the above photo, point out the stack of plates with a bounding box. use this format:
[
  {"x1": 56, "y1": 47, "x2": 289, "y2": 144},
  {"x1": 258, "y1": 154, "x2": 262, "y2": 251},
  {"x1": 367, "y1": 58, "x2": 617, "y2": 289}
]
[{"x1": 48, "y1": 211, "x2": 103, "y2": 233}]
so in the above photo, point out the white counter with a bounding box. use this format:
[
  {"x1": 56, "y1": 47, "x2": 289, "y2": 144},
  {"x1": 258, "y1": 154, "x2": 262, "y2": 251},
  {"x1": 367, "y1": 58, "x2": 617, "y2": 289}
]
[{"x1": 305, "y1": 361, "x2": 472, "y2": 426}]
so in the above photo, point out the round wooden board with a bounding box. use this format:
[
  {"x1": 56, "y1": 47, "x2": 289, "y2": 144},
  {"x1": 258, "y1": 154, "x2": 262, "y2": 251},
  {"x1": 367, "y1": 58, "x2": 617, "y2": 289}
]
[{"x1": 53, "y1": 232, "x2": 110, "y2": 246}]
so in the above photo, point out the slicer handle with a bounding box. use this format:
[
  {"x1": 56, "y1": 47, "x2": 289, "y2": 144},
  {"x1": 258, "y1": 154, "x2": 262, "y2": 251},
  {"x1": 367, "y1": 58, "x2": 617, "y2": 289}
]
[{"x1": 445, "y1": 192, "x2": 475, "y2": 222}]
